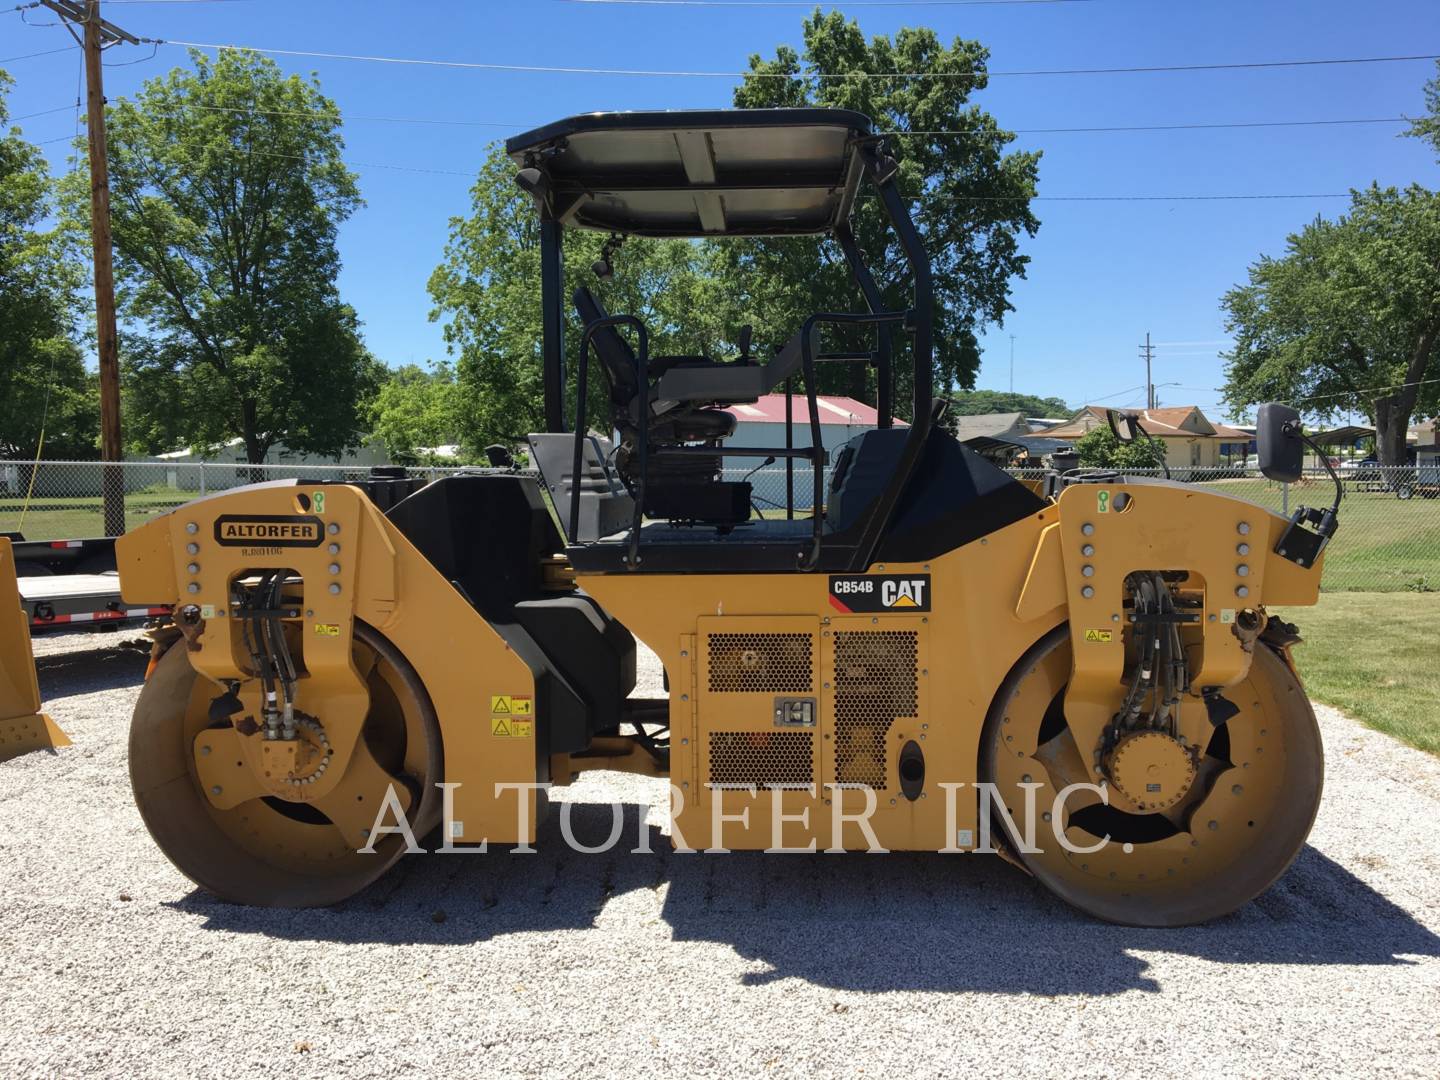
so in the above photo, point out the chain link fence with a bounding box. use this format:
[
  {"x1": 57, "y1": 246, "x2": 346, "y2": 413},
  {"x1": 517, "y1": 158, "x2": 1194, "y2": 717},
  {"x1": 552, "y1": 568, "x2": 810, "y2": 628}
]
[
  {"x1": 4, "y1": 458, "x2": 1435, "y2": 592},
  {"x1": 0, "y1": 459, "x2": 469, "y2": 543}
]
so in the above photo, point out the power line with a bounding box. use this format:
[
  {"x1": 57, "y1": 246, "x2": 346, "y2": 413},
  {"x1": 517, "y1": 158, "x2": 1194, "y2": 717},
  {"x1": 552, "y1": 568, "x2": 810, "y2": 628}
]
[
  {"x1": 38, "y1": 137, "x2": 1351, "y2": 197},
  {"x1": 554, "y1": 0, "x2": 1090, "y2": 5},
  {"x1": 1093, "y1": 377, "x2": 1440, "y2": 410},
  {"x1": 158, "y1": 40, "x2": 1440, "y2": 80},
  {"x1": 904, "y1": 117, "x2": 1412, "y2": 135},
  {"x1": 11, "y1": 103, "x2": 76, "y2": 121},
  {"x1": 1280, "y1": 378, "x2": 1440, "y2": 408},
  {"x1": 19, "y1": 96, "x2": 1407, "y2": 137},
  {"x1": 1088, "y1": 384, "x2": 1148, "y2": 403},
  {"x1": 0, "y1": 44, "x2": 80, "y2": 63},
  {"x1": 914, "y1": 192, "x2": 1353, "y2": 201}
]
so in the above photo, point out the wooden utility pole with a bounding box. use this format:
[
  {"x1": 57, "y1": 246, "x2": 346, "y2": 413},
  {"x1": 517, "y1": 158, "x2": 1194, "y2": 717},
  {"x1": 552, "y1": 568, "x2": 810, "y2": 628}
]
[{"x1": 41, "y1": 0, "x2": 138, "y2": 536}]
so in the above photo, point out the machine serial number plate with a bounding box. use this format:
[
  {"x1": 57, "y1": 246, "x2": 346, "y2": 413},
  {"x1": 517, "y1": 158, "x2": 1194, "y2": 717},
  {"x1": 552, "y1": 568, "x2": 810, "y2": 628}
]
[{"x1": 828, "y1": 574, "x2": 931, "y2": 613}]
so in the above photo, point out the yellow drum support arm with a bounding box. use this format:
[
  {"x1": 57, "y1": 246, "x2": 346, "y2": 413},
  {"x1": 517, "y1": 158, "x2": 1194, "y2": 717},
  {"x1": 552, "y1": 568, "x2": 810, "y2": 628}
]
[{"x1": 0, "y1": 538, "x2": 69, "y2": 761}]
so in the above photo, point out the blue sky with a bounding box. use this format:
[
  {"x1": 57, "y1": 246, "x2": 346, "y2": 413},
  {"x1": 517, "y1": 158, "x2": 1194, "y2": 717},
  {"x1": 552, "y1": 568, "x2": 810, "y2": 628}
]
[{"x1": 5, "y1": 0, "x2": 1437, "y2": 419}]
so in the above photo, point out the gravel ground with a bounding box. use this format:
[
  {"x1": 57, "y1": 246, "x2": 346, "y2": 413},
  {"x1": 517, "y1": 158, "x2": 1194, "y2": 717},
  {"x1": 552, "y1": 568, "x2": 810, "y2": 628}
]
[{"x1": 2, "y1": 630, "x2": 1439, "y2": 1079}]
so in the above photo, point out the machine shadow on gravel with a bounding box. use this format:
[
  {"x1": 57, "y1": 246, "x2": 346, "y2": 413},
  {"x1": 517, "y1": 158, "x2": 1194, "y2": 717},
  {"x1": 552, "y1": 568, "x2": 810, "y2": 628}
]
[
  {"x1": 170, "y1": 798, "x2": 1440, "y2": 996},
  {"x1": 35, "y1": 641, "x2": 149, "y2": 698}
]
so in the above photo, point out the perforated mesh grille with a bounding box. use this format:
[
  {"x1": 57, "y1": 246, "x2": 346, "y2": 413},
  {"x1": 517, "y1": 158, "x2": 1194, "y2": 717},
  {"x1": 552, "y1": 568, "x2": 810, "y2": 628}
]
[
  {"x1": 706, "y1": 633, "x2": 813, "y2": 693},
  {"x1": 832, "y1": 630, "x2": 918, "y2": 789},
  {"x1": 708, "y1": 731, "x2": 814, "y2": 787}
]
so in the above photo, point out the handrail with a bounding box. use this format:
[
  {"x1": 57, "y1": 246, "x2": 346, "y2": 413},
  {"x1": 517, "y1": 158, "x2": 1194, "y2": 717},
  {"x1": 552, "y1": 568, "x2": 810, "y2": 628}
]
[
  {"x1": 571, "y1": 314, "x2": 649, "y2": 559},
  {"x1": 795, "y1": 308, "x2": 910, "y2": 569},
  {"x1": 835, "y1": 222, "x2": 894, "y2": 429},
  {"x1": 849, "y1": 145, "x2": 936, "y2": 570}
]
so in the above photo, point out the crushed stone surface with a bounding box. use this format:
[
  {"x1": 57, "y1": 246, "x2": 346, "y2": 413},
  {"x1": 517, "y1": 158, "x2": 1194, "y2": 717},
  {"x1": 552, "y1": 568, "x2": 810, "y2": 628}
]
[{"x1": 2, "y1": 631, "x2": 1437, "y2": 1078}]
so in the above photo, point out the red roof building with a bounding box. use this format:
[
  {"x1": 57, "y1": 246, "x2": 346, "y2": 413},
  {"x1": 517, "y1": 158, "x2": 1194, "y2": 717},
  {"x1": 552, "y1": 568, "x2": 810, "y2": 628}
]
[{"x1": 722, "y1": 395, "x2": 906, "y2": 428}]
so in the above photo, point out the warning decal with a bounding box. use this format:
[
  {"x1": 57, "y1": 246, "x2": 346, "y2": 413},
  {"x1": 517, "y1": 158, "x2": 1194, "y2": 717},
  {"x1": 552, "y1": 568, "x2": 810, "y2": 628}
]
[
  {"x1": 491, "y1": 717, "x2": 534, "y2": 738},
  {"x1": 1083, "y1": 629, "x2": 1113, "y2": 643},
  {"x1": 490, "y1": 695, "x2": 533, "y2": 716}
]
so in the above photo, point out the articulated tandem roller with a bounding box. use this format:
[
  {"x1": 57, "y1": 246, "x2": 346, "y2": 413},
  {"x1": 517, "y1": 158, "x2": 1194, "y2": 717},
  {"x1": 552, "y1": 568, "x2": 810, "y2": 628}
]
[
  {"x1": 114, "y1": 109, "x2": 1337, "y2": 925},
  {"x1": 115, "y1": 461, "x2": 1331, "y2": 926}
]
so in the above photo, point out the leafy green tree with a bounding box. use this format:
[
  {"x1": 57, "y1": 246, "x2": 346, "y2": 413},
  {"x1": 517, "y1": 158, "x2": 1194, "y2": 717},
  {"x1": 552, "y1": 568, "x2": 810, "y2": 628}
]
[
  {"x1": 368, "y1": 362, "x2": 465, "y2": 464},
  {"x1": 1404, "y1": 60, "x2": 1439, "y2": 162},
  {"x1": 71, "y1": 50, "x2": 376, "y2": 463},
  {"x1": 1221, "y1": 185, "x2": 1440, "y2": 465},
  {"x1": 947, "y1": 389, "x2": 1069, "y2": 418},
  {"x1": 1074, "y1": 424, "x2": 1165, "y2": 469},
  {"x1": 429, "y1": 146, "x2": 730, "y2": 451},
  {"x1": 727, "y1": 12, "x2": 1040, "y2": 412},
  {"x1": 0, "y1": 70, "x2": 97, "y2": 460}
]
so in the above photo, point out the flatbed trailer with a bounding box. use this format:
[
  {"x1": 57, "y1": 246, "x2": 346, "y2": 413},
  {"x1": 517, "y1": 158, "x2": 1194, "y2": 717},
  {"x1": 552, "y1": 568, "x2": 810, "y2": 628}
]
[
  {"x1": 17, "y1": 572, "x2": 170, "y2": 630},
  {"x1": 1, "y1": 535, "x2": 169, "y2": 630}
]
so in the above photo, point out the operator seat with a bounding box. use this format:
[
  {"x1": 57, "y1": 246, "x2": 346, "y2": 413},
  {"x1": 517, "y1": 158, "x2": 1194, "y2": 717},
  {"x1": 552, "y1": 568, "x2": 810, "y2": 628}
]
[
  {"x1": 573, "y1": 286, "x2": 818, "y2": 420},
  {"x1": 572, "y1": 287, "x2": 750, "y2": 526},
  {"x1": 572, "y1": 286, "x2": 738, "y2": 441}
]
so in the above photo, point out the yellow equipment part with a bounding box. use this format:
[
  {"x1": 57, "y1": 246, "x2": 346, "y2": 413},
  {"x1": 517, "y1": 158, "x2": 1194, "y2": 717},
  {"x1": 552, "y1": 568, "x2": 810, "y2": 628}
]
[
  {"x1": 119, "y1": 483, "x2": 539, "y2": 906},
  {"x1": 0, "y1": 538, "x2": 69, "y2": 762},
  {"x1": 117, "y1": 474, "x2": 1325, "y2": 926}
]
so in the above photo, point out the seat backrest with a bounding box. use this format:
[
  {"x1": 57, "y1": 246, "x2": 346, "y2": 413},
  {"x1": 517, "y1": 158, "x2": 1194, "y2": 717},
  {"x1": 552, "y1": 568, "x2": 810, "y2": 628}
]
[
  {"x1": 760, "y1": 324, "x2": 819, "y2": 391},
  {"x1": 573, "y1": 287, "x2": 639, "y2": 410}
]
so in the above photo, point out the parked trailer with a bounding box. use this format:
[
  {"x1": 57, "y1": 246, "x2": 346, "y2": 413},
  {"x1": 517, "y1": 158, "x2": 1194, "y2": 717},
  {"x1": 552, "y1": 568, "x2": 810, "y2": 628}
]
[{"x1": 1, "y1": 535, "x2": 169, "y2": 630}]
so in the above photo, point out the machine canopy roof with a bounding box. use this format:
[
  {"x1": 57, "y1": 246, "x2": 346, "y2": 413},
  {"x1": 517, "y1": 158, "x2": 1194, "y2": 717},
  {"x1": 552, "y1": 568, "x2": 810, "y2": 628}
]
[{"x1": 505, "y1": 108, "x2": 875, "y2": 238}]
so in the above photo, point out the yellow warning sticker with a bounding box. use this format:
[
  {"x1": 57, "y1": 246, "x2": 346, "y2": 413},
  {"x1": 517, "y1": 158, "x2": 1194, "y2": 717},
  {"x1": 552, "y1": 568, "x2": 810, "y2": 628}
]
[
  {"x1": 490, "y1": 695, "x2": 533, "y2": 716},
  {"x1": 1083, "y1": 629, "x2": 1113, "y2": 643},
  {"x1": 491, "y1": 717, "x2": 534, "y2": 738},
  {"x1": 313, "y1": 623, "x2": 341, "y2": 637}
]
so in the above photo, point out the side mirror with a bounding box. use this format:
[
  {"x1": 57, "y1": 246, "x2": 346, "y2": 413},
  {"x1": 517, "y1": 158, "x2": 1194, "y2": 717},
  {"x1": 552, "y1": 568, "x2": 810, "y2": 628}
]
[
  {"x1": 1256, "y1": 402, "x2": 1303, "y2": 483},
  {"x1": 1106, "y1": 409, "x2": 1141, "y2": 443},
  {"x1": 484, "y1": 444, "x2": 515, "y2": 469}
]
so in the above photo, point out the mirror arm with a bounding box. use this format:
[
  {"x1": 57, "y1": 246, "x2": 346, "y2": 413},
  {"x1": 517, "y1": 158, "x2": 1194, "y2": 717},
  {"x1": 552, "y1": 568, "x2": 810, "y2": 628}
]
[{"x1": 1291, "y1": 422, "x2": 1344, "y2": 513}]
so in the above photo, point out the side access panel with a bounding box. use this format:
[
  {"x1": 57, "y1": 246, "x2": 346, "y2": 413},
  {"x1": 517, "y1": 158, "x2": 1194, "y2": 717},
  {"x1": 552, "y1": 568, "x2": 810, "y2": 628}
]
[
  {"x1": 676, "y1": 612, "x2": 941, "y2": 851},
  {"x1": 687, "y1": 616, "x2": 823, "y2": 850}
]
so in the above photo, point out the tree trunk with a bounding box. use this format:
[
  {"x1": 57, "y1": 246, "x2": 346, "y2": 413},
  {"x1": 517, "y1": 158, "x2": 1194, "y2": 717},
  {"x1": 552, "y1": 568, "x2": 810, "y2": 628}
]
[
  {"x1": 240, "y1": 399, "x2": 267, "y2": 481},
  {"x1": 1373, "y1": 397, "x2": 1409, "y2": 467},
  {"x1": 1372, "y1": 325, "x2": 1437, "y2": 467}
]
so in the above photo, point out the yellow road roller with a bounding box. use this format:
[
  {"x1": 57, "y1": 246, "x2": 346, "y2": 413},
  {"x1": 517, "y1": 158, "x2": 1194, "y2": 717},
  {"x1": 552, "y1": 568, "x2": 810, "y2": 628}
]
[{"x1": 116, "y1": 109, "x2": 1342, "y2": 925}]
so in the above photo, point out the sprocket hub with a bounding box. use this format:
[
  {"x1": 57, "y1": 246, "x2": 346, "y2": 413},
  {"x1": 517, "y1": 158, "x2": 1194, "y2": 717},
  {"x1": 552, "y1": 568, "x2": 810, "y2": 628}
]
[{"x1": 1107, "y1": 730, "x2": 1197, "y2": 812}]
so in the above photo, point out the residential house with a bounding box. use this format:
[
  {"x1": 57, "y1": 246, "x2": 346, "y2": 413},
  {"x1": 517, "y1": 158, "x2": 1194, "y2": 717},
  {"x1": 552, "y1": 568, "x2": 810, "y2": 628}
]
[{"x1": 1045, "y1": 406, "x2": 1251, "y2": 469}]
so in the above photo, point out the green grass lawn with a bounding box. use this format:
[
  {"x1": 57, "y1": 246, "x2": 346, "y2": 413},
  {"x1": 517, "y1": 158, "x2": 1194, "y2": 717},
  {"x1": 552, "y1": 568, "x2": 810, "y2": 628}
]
[
  {"x1": 0, "y1": 488, "x2": 191, "y2": 540},
  {"x1": 1278, "y1": 592, "x2": 1440, "y2": 755},
  {"x1": 1192, "y1": 477, "x2": 1440, "y2": 592}
]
